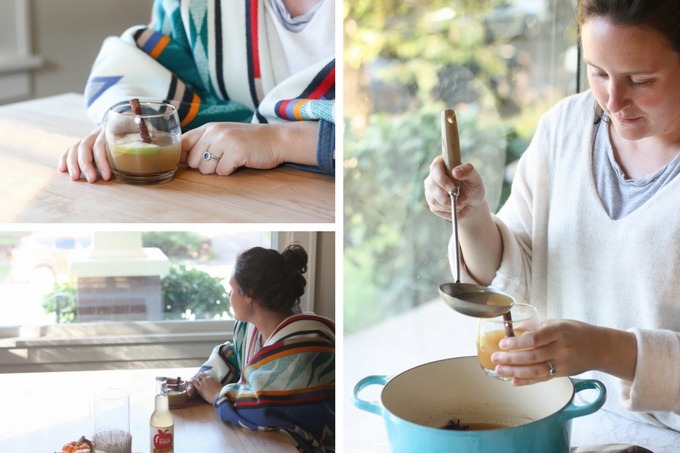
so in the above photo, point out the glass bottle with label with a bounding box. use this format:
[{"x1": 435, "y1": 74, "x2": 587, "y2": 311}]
[{"x1": 150, "y1": 380, "x2": 174, "y2": 453}]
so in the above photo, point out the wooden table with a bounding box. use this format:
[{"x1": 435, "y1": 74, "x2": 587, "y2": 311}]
[
  {"x1": 0, "y1": 94, "x2": 334, "y2": 223},
  {"x1": 0, "y1": 367, "x2": 297, "y2": 452},
  {"x1": 345, "y1": 300, "x2": 680, "y2": 452}
]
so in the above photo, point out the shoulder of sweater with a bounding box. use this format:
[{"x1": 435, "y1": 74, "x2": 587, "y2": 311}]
[
  {"x1": 521, "y1": 91, "x2": 596, "y2": 168},
  {"x1": 544, "y1": 90, "x2": 596, "y2": 123}
]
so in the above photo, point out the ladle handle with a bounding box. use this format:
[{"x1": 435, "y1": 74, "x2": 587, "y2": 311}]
[
  {"x1": 441, "y1": 109, "x2": 461, "y2": 188},
  {"x1": 442, "y1": 109, "x2": 463, "y2": 284}
]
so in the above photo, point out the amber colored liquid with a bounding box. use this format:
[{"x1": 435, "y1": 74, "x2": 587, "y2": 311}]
[
  {"x1": 477, "y1": 328, "x2": 528, "y2": 370},
  {"x1": 109, "y1": 133, "x2": 180, "y2": 175}
]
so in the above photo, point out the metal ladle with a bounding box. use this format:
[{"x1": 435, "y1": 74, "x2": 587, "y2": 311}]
[{"x1": 438, "y1": 109, "x2": 514, "y2": 318}]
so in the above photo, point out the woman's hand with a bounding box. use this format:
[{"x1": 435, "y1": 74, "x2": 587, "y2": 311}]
[
  {"x1": 58, "y1": 127, "x2": 112, "y2": 182},
  {"x1": 191, "y1": 373, "x2": 223, "y2": 404},
  {"x1": 423, "y1": 156, "x2": 488, "y2": 222},
  {"x1": 425, "y1": 155, "x2": 501, "y2": 284},
  {"x1": 181, "y1": 121, "x2": 318, "y2": 175},
  {"x1": 491, "y1": 319, "x2": 637, "y2": 386}
]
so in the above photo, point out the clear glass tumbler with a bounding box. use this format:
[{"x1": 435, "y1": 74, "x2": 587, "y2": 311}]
[
  {"x1": 93, "y1": 387, "x2": 133, "y2": 453},
  {"x1": 105, "y1": 100, "x2": 181, "y2": 184},
  {"x1": 476, "y1": 303, "x2": 539, "y2": 380}
]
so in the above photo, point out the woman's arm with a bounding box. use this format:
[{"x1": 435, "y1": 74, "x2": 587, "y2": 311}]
[
  {"x1": 425, "y1": 157, "x2": 503, "y2": 285},
  {"x1": 180, "y1": 120, "x2": 328, "y2": 175}
]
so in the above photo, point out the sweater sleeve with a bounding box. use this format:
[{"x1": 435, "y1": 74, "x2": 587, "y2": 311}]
[
  {"x1": 620, "y1": 328, "x2": 680, "y2": 421},
  {"x1": 284, "y1": 119, "x2": 335, "y2": 176},
  {"x1": 84, "y1": 18, "x2": 254, "y2": 129},
  {"x1": 197, "y1": 342, "x2": 240, "y2": 384},
  {"x1": 484, "y1": 112, "x2": 545, "y2": 302}
]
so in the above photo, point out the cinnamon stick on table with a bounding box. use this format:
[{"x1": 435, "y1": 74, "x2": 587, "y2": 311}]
[{"x1": 129, "y1": 98, "x2": 152, "y2": 143}]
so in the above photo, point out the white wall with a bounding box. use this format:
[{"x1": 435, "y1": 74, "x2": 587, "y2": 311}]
[{"x1": 1, "y1": 0, "x2": 154, "y2": 105}]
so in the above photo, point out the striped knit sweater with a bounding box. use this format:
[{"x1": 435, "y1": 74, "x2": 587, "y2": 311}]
[
  {"x1": 199, "y1": 314, "x2": 335, "y2": 452},
  {"x1": 84, "y1": 0, "x2": 335, "y2": 175}
]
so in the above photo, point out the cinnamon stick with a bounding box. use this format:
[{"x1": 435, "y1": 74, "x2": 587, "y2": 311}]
[
  {"x1": 129, "y1": 98, "x2": 152, "y2": 143},
  {"x1": 502, "y1": 311, "x2": 515, "y2": 338}
]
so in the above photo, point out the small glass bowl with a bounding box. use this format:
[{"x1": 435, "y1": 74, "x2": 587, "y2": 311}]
[{"x1": 158, "y1": 377, "x2": 189, "y2": 408}]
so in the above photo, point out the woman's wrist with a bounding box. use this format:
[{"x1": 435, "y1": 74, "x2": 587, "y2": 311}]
[
  {"x1": 595, "y1": 326, "x2": 637, "y2": 382},
  {"x1": 272, "y1": 121, "x2": 319, "y2": 166}
]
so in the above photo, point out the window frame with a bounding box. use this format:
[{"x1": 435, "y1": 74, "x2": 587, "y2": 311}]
[{"x1": 0, "y1": 0, "x2": 43, "y2": 103}]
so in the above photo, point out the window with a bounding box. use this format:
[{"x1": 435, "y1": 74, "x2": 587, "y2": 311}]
[
  {"x1": 344, "y1": 0, "x2": 579, "y2": 333},
  {"x1": 0, "y1": 0, "x2": 43, "y2": 103},
  {"x1": 0, "y1": 229, "x2": 333, "y2": 372}
]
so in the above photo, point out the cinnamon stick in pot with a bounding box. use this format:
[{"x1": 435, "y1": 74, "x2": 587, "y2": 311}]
[{"x1": 129, "y1": 98, "x2": 152, "y2": 143}]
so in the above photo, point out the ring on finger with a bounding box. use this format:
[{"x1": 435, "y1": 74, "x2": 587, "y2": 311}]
[
  {"x1": 546, "y1": 360, "x2": 557, "y2": 376},
  {"x1": 203, "y1": 151, "x2": 220, "y2": 162}
]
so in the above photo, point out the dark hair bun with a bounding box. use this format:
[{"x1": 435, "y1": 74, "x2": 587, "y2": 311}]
[
  {"x1": 233, "y1": 243, "x2": 308, "y2": 314},
  {"x1": 282, "y1": 243, "x2": 308, "y2": 275}
]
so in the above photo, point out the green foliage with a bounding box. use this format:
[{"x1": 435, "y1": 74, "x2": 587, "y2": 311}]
[
  {"x1": 161, "y1": 263, "x2": 231, "y2": 319},
  {"x1": 343, "y1": 0, "x2": 558, "y2": 333},
  {"x1": 142, "y1": 232, "x2": 215, "y2": 261},
  {"x1": 42, "y1": 281, "x2": 77, "y2": 323},
  {"x1": 344, "y1": 106, "x2": 507, "y2": 333}
]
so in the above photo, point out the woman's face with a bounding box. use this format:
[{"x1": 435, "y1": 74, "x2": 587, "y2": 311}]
[
  {"x1": 582, "y1": 16, "x2": 680, "y2": 142},
  {"x1": 228, "y1": 276, "x2": 251, "y2": 322}
]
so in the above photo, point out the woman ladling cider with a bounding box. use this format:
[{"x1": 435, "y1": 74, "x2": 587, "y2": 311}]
[{"x1": 424, "y1": 0, "x2": 680, "y2": 431}]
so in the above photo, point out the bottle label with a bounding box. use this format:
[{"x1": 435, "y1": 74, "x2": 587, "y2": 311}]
[{"x1": 151, "y1": 426, "x2": 174, "y2": 453}]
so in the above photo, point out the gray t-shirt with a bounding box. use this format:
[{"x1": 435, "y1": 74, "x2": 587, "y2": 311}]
[{"x1": 593, "y1": 115, "x2": 680, "y2": 220}]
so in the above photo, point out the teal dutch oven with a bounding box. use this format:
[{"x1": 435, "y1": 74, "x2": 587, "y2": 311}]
[{"x1": 353, "y1": 356, "x2": 606, "y2": 453}]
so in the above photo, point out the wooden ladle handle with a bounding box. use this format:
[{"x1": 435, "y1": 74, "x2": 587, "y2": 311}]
[{"x1": 441, "y1": 109, "x2": 461, "y2": 188}]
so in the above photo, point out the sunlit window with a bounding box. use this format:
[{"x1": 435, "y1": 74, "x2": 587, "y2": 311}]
[
  {"x1": 344, "y1": 0, "x2": 579, "y2": 333},
  {"x1": 0, "y1": 229, "x2": 332, "y2": 372},
  {"x1": 1, "y1": 229, "x2": 270, "y2": 326}
]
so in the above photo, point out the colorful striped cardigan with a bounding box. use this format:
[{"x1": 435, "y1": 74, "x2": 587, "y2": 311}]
[
  {"x1": 84, "y1": 0, "x2": 335, "y2": 175},
  {"x1": 199, "y1": 314, "x2": 335, "y2": 452}
]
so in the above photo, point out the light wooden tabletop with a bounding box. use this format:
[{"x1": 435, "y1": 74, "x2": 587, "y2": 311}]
[
  {"x1": 0, "y1": 367, "x2": 297, "y2": 452},
  {"x1": 0, "y1": 93, "x2": 335, "y2": 223}
]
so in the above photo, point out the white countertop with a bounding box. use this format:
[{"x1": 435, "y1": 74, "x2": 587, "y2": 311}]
[{"x1": 343, "y1": 300, "x2": 680, "y2": 452}]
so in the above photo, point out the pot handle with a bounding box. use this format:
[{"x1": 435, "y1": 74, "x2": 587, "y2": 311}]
[
  {"x1": 558, "y1": 378, "x2": 607, "y2": 421},
  {"x1": 352, "y1": 375, "x2": 390, "y2": 416}
]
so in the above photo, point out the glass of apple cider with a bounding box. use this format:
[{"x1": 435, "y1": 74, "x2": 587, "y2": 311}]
[
  {"x1": 105, "y1": 100, "x2": 181, "y2": 184},
  {"x1": 476, "y1": 303, "x2": 539, "y2": 380}
]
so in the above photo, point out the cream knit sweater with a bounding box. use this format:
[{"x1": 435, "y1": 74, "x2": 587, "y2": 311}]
[{"x1": 452, "y1": 90, "x2": 680, "y2": 430}]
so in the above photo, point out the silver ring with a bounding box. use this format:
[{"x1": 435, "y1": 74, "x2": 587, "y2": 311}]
[
  {"x1": 203, "y1": 151, "x2": 219, "y2": 162},
  {"x1": 546, "y1": 360, "x2": 557, "y2": 376}
]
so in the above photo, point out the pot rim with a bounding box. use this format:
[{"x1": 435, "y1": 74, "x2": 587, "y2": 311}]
[{"x1": 368, "y1": 356, "x2": 604, "y2": 433}]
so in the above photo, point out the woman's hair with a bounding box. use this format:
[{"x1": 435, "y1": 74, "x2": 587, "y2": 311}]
[
  {"x1": 233, "y1": 243, "x2": 308, "y2": 314},
  {"x1": 577, "y1": 0, "x2": 680, "y2": 53}
]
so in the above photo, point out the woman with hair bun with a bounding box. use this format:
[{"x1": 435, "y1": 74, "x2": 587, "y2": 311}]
[{"x1": 190, "y1": 243, "x2": 335, "y2": 452}]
